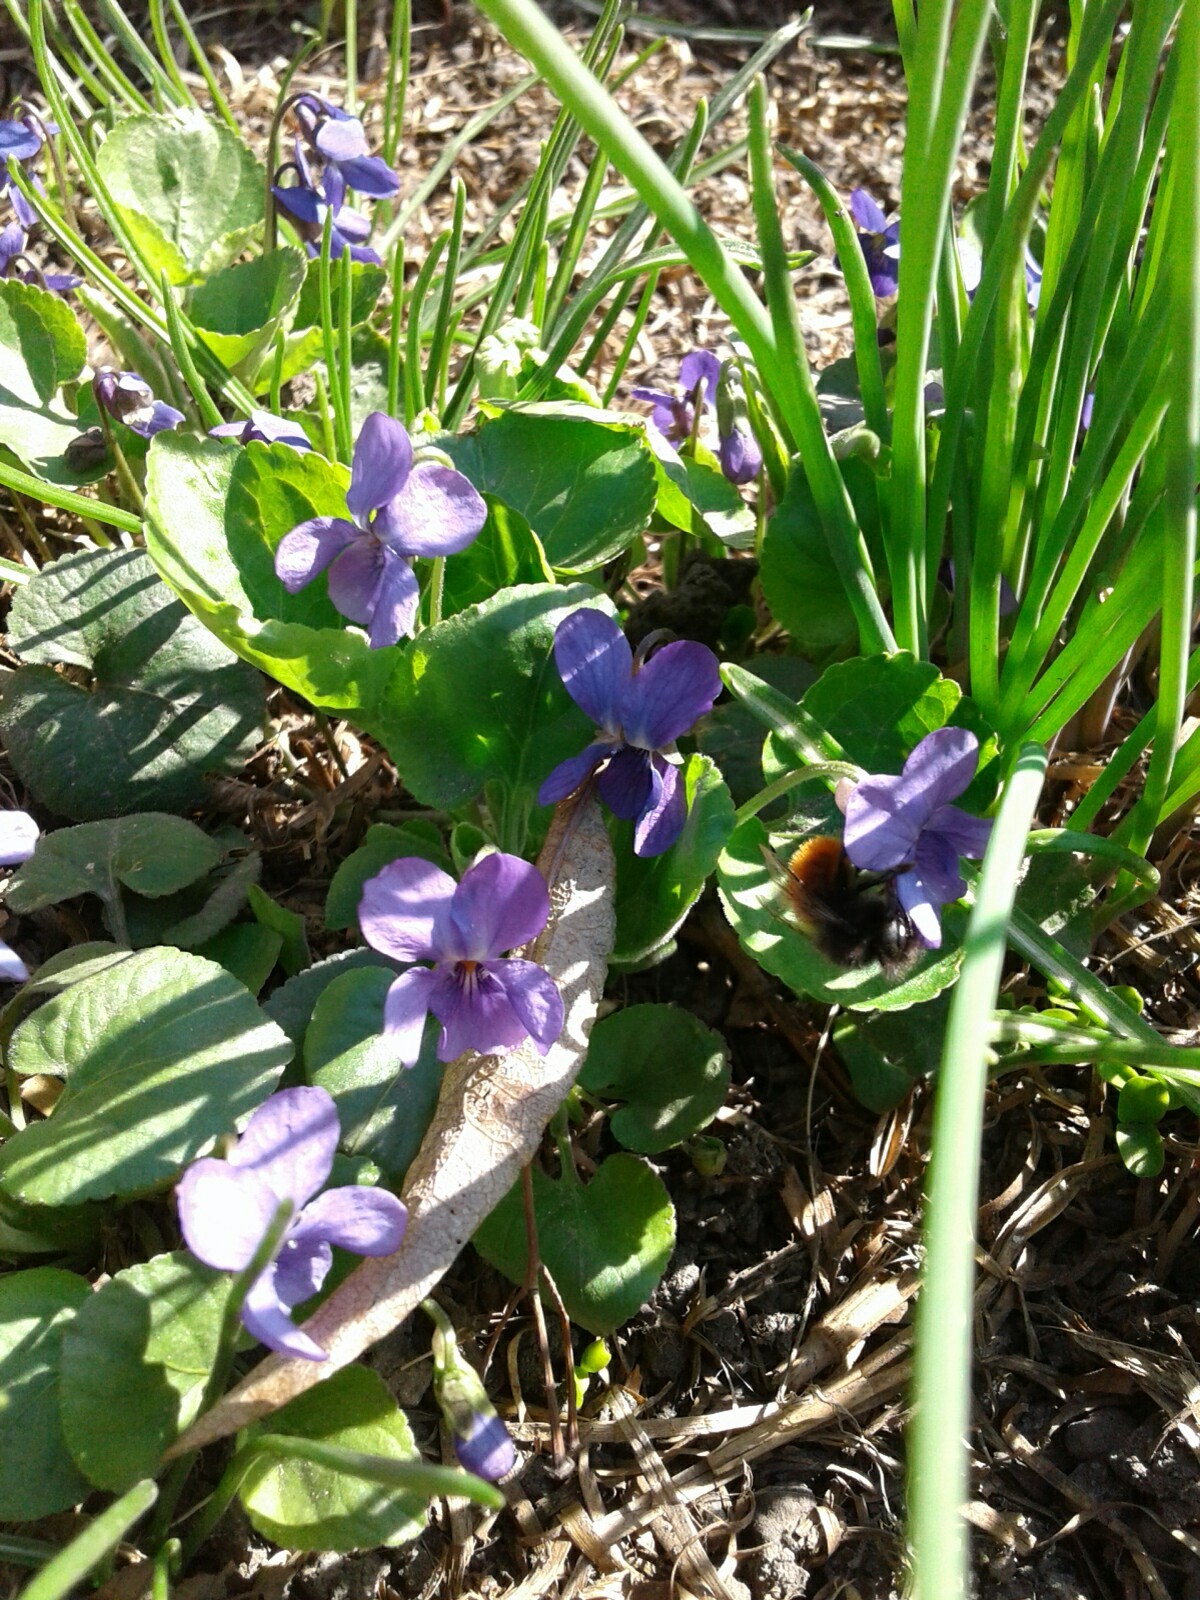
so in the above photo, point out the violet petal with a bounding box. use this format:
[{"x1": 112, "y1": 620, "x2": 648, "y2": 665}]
[
  {"x1": 365, "y1": 549, "x2": 421, "y2": 647},
  {"x1": 361, "y1": 856, "x2": 458, "y2": 963},
  {"x1": 270, "y1": 1235, "x2": 333, "y2": 1308},
  {"x1": 849, "y1": 187, "x2": 888, "y2": 234},
  {"x1": 597, "y1": 745, "x2": 653, "y2": 820},
  {"x1": 679, "y1": 349, "x2": 721, "y2": 402},
  {"x1": 895, "y1": 868, "x2": 943, "y2": 950},
  {"x1": 448, "y1": 852, "x2": 550, "y2": 962},
  {"x1": 842, "y1": 783, "x2": 923, "y2": 873},
  {"x1": 347, "y1": 411, "x2": 412, "y2": 524},
  {"x1": 227, "y1": 1085, "x2": 339, "y2": 1210},
  {"x1": 0, "y1": 120, "x2": 42, "y2": 161},
  {"x1": 491, "y1": 959, "x2": 563, "y2": 1053},
  {"x1": 373, "y1": 462, "x2": 486, "y2": 557},
  {"x1": 0, "y1": 809, "x2": 38, "y2": 866},
  {"x1": 536, "y1": 740, "x2": 609, "y2": 806},
  {"x1": 552, "y1": 609, "x2": 630, "y2": 731},
  {"x1": 928, "y1": 803, "x2": 993, "y2": 859},
  {"x1": 326, "y1": 536, "x2": 385, "y2": 625},
  {"x1": 176, "y1": 1158, "x2": 280, "y2": 1273},
  {"x1": 290, "y1": 1186, "x2": 407, "y2": 1255},
  {"x1": 430, "y1": 965, "x2": 528, "y2": 1063},
  {"x1": 633, "y1": 755, "x2": 687, "y2": 857},
  {"x1": 0, "y1": 939, "x2": 29, "y2": 984},
  {"x1": 241, "y1": 1267, "x2": 327, "y2": 1360},
  {"x1": 381, "y1": 966, "x2": 440, "y2": 1067},
  {"x1": 620, "y1": 639, "x2": 721, "y2": 750},
  {"x1": 275, "y1": 517, "x2": 361, "y2": 592},
  {"x1": 454, "y1": 1411, "x2": 517, "y2": 1482},
  {"x1": 336, "y1": 153, "x2": 401, "y2": 198},
  {"x1": 314, "y1": 115, "x2": 369, "y2": 163}
]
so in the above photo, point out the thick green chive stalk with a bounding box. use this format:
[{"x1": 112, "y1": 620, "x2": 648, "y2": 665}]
[{"x1": 907, "y1": 743, "x2": 1048, "y2": 1600}]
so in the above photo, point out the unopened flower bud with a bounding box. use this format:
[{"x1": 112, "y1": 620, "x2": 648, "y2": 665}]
[
  {"x1": 426, "y1": 1300, "x2": 517, "y2": 1483},
  {"x1": 715, "y1": 361, "x2": 762, "y2": 485},
  {"x1": 94, "y1": 370, "x2": 184, "y2": 439}
]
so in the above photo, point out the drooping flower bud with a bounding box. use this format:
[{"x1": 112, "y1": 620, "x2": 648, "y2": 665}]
[
  {"x1": 94, "y1": 370, "x2": 184, "y2": 439},
  {"x1": 715, "y1": 360, "x2": 762, "y2": 486},
  {"x1": 425, "y1": 1300, "x2": 517, "y2": 1482}
]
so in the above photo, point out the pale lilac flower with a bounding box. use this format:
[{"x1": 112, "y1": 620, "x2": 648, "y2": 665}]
[
  {"x1": 842, "y1": 727, "x2": 992, "y2": 949},
  {"x1": 294, "y1": 95, "x2": 400, "y2": 199},
  {"x1": 94, "y1": 370, "x2": 184, "y2": 438},
  {"x1": 359, "y1": 852, "x2": 563, "y2": 1067},
  {"x1": 272, "y1": 152, "x2": 381, "y2": 265},
  {"x1": 0, "y1": 809, "x2": 38, "y2": 983},
  {"x1": 844, "y1": 189, "x2": 901, "y2": 298},
  {"x1": 210, "y1": 409, "x2": 312, "y2": 451},
  {"x1": 274, "y1": 411, "x2": 486, "y2": 647},
  {"x1": 177, "y1": 1086, "x2": 406, "y2": 1361},
  {"x1": 538, "y1": 609, "x2": 722, "y2": 857},
  {"x1": 631, "y1": 350, "x2": 721, "y2": 444}
]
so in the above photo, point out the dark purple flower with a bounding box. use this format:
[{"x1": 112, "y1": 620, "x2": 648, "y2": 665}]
[
  {"x1": 0, "y1": 809, "x2": 38, "y2": 983},
  {"x1": 631, "y1": 349, "x2": 721, "y2": 444},
  {"x1": 841, "y1": 727, "x2": 992, "y2": 949},
  {"x1": 359, "y1": 851, "x2": 563, "y2": 1067},
  {"x1": 0, "y1": 221, "x2": 80, "y2": 295},
  {"x1": 210, "y1": 409, "x2": 312, "y2": 451},
  {"x1": 715, "y1": 360, "x2": 762, "y2": 485},
  {"x1": 844, "y1": 188, "x2": 901, "y2": 298},
  {"x1": 538, "y1": 609, "x2": 722, "y2": 857},
  {"x1": 274, "y1": 411, "x2": 486, "y2": 647},
  {"x1": 0, "y1": 116, "x2": 49, "y2": 229},
  {"x1": 94, "y1": 370, "x2": 184, "y2": 438},
  {"x1": 177, "y1": 1086, "x2": 406, "y2": 1361},
  {"x1": 294, "y1": 95, "x2": 400, "y2": 199},
  {"x1": 272, "y1": 152, "x2": 381, "y2": 265}
]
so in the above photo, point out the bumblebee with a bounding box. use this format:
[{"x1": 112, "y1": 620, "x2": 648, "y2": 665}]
[{"x1": 766, "y1": 835, "x2": 922, "y2": 976}]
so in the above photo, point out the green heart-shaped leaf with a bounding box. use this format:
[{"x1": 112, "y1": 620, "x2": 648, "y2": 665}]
[
  {"x1": 445, "y1": 408, "x2": 655, "y2": 573},
  {"x1": 0, "y1": 278, "x2": 89, "y2": 485},
  {"x1": 304, "y1": 967, "x2": 442, "y2": 1184},
  {"x1": 439, "y1": 494, "x2": 553, "y2": 619},
  {"x1": 474, "y1": 1154, "x2": 676, "y2": 1335},
  {"x1": 188, "y1": 246, "x2": 306, "y2": 373},
  {"x1": 371, "y1": 582, "x2": 608, "y2": 818},
  {"x1": 239, "y1": 1365, "x2": 426, "y2": 1552},
  {"x1": 0, "y1": 947, "x2": 292, "y2": 1205},
  {"x1": 0, "y1": 1267, "x2": 91, "y2": 1519},
  {"x1": 96, "y1": 109, "x2": 263, "y2": 282},
  {"x1": 5, "y1": 814, "x2": 222, "y2": 915},
  {"x1": 59, "y1": 1252, "x2": 232, "y2": 1491},
  {"x1": 1, "y1": 549, "x2": 264, "y2": 819},
  {"x1": 580, "y1": 1005, "x2": 729, "y2": 1152}
]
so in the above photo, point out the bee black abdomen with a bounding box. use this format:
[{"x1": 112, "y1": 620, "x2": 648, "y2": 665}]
[{"x1": 776, "y1": 835, "x2": 922, "y2": 975}]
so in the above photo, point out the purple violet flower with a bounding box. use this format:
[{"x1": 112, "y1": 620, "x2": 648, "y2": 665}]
[
  {"x1": 631, "y1": 350, "x2": 721, "y2": 444},
  {"x1": 210, "y1": 409, "x2": 312, "y2": 451},
  {"x1": 841, "y1": 727, "x2": 993, "y2": 949},
  {"x1": 0, "y1": 221, "x2": 81, "y2": 295},
  {"x1": 274, "y1": 411, "x2": 486, "y2": 648},
  {"x1": 294, "y1": 95, "x2": 400, "y2": 199},
  {"x1": 272, "y1": 150, "x2": 381, "y2": 265},
  {"x1": 94, "y1": 370, "x2": 184, "y2": 438},
  {"x1": 538, "y1": 609, "x2": 722, "y2": 857},
  {"x1": 176, "y1": 1086, "x2": 406, "y2": 1361},
  {"x1": 0, "y1": 809, "x2": 38, "y2": 982},
  {"x1": 0, "y1": 116, "x2": 49, "y2": 229},
  {"x1": 844, "y1": 188, "x2": 901, "y2": 298},
  {"x1": 359, "y1": 851, "x2": 564, "y2": 1067}
]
